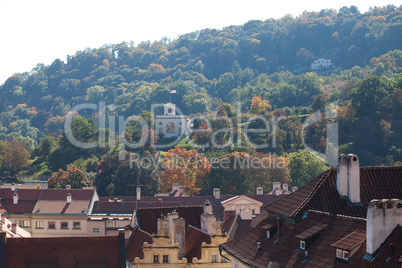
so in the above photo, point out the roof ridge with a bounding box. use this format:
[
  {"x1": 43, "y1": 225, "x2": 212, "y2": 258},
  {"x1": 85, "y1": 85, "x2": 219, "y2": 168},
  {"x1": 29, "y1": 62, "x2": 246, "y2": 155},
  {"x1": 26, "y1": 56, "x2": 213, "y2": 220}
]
[{"x1": 291, "y1": 168, "x2": 334, "y2": 217}]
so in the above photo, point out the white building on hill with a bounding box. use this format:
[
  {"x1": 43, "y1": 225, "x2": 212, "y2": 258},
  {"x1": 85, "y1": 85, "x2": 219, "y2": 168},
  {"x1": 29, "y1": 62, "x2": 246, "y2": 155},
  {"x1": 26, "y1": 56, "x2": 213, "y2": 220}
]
[{"x1": 155, "y1": 103, "x2": 191, "y2": 138}]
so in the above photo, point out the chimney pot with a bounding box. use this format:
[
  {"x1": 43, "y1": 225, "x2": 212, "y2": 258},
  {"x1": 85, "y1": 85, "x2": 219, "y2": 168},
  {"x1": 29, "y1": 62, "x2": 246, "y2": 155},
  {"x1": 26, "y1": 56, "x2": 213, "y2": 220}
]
[
  {"x1": 348, "y1": 154, "x2": 360, "y2": 203},
  {"x1": 283, "y1": 184, "x2": 289, "y2": 192},
  {"x1": 13, "y1": 193, "x2": 18, "y2": 205},
  {"x1": 256, "y1": 187, "x2": 263, "y2": 195},
  {"x1": 213, "y1": 188, "x2": 220, "y2": 199},
  {"x1": 67, "y1": 193, "x2": 72, "y2": 203},
  {"x1": 11, "y1": 183, "x2": 15, "y2": 191},
  {"x1": 136, "y1": 187, "x2": 141, "y2": 201}
]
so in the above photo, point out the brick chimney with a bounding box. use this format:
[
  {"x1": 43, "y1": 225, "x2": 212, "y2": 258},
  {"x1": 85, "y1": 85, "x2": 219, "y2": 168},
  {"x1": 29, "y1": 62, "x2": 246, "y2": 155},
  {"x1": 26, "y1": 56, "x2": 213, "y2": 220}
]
[
  {"x1": 13, "y1": 193, "x2": 18, "y2": 205},
  {"x1": 367, "y1": 199, "x2": 402, "y2": 254},
  {"x1": 173, "y1": 217, "x2": 186, "y2": 258},
  {"x1": 213, "y1": 188, "x2": 220, "y2": 199},
  {"x1": 256, "y1": 187, "x2": 263, "y2": 195}
]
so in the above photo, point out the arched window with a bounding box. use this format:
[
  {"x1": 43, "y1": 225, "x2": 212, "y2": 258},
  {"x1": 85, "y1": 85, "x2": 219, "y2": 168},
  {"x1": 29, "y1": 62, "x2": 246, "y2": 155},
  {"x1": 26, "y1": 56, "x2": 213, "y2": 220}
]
[{"x1": 166, "y1": 122, "x2": 175, "y2": 133}]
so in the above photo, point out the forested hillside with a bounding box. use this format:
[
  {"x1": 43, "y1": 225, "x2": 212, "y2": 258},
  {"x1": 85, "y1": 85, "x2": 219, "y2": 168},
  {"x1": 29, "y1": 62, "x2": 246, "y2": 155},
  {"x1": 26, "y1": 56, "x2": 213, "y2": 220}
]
[{"x1": 0, "y1": 5, "x2": 401, "y2": 196}]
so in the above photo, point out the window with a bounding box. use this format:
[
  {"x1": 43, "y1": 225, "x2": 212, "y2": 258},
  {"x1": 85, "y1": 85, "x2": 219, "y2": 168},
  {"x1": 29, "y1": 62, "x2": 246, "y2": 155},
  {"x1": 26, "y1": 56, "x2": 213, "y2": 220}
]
[
  {"x1": 300, "y1": 240, "x2": 306, "y2": 250},
  {"x1": 343, "y1": 251, "x2": 349, "y2": 260},
  {"x1": 212, "y1": 254, "x2": 218, "y2": 263},
  {"x1": 162, "y1": 255, "x2": 169, "y2": 263},
  {"x1": 48, "y1": 221, "x2": 56, "y2": 229},
  {"x1": 336, "y1": 249, "x2": 343, "y2": 258},
  {"x1": 73, "y1": 222, "x2": 81, "y2": 229},
  {"x1": 153, "y1": 255, "x2": 159, "y2": 264},
  {"x1": 23, "y1": 220, "x2": 31, "y2": 228},
  {"x1": 61, "y1": 221, "x2": 68, "y2": 229},
  {"x1": 166, "y1": 122, "x2": 175, "y2": 133},
  {"x1": 107, "y1": 220, "x2": 114, "y2": 228},
  {"x1": 118, "y1": 221, "x2": 125, "y2": 228},
  {"x1": 36, "y1": 221, "x2": 44, "y2": 229},
  {"x1": 168, "y1": 108, "x2": 172, "y2": 113},
  {"x1": 93, "y1": 227, "x2": 99, "y2": 236},
  {"x1": 266, "y1": 230, "x2": 271, "y2": 239}
]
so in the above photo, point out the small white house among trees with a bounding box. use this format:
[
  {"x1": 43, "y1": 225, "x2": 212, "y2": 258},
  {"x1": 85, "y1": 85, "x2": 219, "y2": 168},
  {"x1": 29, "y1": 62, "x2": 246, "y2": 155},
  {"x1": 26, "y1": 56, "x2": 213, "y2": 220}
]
[
  {"x1": 155, "y1": 103, "x2": 191, "y2": 139},
  {"x1": 310, "y1": 58, "x2": 333, "y2": 70}
]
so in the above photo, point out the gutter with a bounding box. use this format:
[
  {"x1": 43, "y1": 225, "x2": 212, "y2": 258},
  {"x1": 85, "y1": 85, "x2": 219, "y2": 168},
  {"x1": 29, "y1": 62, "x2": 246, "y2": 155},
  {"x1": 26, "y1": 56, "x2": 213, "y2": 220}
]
[{"x1": 219, "y1": 245, "x2": 256, "y2": 268}]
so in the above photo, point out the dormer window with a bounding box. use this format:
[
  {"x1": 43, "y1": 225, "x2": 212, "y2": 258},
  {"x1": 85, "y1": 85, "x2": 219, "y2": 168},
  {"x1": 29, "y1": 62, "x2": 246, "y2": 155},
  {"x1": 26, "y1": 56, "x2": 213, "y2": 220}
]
[
  {"x1": 300, "y1": 240, "x2": 306, "y2": 250},
  {"x1": 262, "y1": 223, "x2": 276, "y2": 240},
  {"x1": 296, "y1": 223, "x2": 327, "y2": 251},
  {"x1": 266, "y1": 230, "x2": 270, "y2": 239},
  {"x1": 331, "y1": 230, "x2": 365, "y2": 262}
]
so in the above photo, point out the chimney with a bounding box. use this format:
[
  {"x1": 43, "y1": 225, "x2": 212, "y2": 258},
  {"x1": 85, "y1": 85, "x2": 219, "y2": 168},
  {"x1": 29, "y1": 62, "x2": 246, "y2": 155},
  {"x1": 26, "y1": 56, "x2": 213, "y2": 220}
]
[
  {"x1": 173, "y1": 217, "x2": 186, "y2": 258},
  {"x1": 203, "y1": 200, "x2": 213, "y2": 214},
  {"x1": 66, "y1": 185, "x2": 71, "y2": 189},
  {"x1": 11, "y1": 182, "x2": 15, "y2": 191},
  {"x1": 178, "y1": 186, "x2": 184, "y2": 196},
  {"x1": 136, "y1": 187, "x2": 141, "y2": 201},
  {"x1": 366, "y1": 199, "x2": 402, "y2": 254},
  {"x1": 13, "y1": 193, "x2": 18, "y2": 205},
  {"x1": 292, "y1": 186, "x2": 298, "y2": 192},
  {"x1": 283, "y1": 184, "x2": 289, "y2": 192},
  {"x1": 118, "y1": 229, "x2": 127, "y2": 268},
  {"x1": 273, "y1": 182, "x2": 281, "y2": 191},
  {"x1": 337, "y1": 154, "x2": 349, "y2": 197},
  {"x1": 67, "y1": 193, "x2": 72, "y2": 203},
  {"x1": 256, "y1": 187, "x2": 263, "y2": 195},
  {"x1": 213, "y1": 188, "x2": 220, "y2": 199},
  {"x1": 172, "y1": 183, "x2": 180, "y2": 193},
  {"x1": 240, "y1": 210, "x2": 253, "y2": 220},
  {"x1": 11, "y1": 223, "x2": 17, "y2": 233},
  {"x1": 348, "y1": 154, "x2": 360, "y2": 203},
  {"x1": 167, "y1": 210, "x2": 179, "y2": 244}
]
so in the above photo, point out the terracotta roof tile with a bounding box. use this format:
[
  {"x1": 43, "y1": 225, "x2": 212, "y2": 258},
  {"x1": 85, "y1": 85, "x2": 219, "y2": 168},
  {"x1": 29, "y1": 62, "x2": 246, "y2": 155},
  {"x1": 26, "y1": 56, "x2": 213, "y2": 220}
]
[
  {"x1": 6, "y1": 235, "x2": 123, "y2": 268},
  {"x1": 185, "y1": 225, "x2": 211, "y2": 263},
  {"x1": 32, "y1": 189, "x2": 95, "y2": 214},
  {"x1": 136, "y1": 206, "x2": 203, "y2": 234},
  {"x1": 0, "y1": 188, "x2": 41, "y2": 214},
  {"x1": 331, "y1": 230, "x2": 366, "y2": 250},
  {"x1": 295, "y1": 223, "x2": 328, "y2": 240},
  {"x1": 125, "y1": 226, "x2": 153, "y2": 262},
  {"x1": 265, "y1": 166, "x2": 402, "y2": 218}
]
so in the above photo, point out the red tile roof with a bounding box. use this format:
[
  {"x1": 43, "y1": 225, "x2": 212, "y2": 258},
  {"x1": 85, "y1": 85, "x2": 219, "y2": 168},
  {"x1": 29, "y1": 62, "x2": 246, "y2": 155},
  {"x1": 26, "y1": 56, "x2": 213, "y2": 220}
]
[
  {"x1": 265, "y1": 166, "x2": 402, "y2": 219},
  {"x1": 185, "y1": 225, "x2": 211, "y2": 263},
  {"x1": 5, "y1": 235, "x2": 123, "y2": 268},
  {"x1": 0, "y1": 188, "x2": 41, "y2": 214},
  {"x1": 221, "y1": 211, "x2": 369, "y2": 268},
  {"x1": 125, "y1": 225, "x2": 153, "y2": 262},
  {"x1": 136, "y1": 206, "x2": 203, "y2": 235},
  {"x1": 32, "y1": 189, "x2": 95, "y2": 214},
  {"x1": 295, "y1": 222, "x2": 328, "y2": 240},
  {"x1": 331, "y1": 229, "x2": 366, "y2": 250},
  {"x1": 227, "y1": 215, "x2": 253, "y2": 240}
]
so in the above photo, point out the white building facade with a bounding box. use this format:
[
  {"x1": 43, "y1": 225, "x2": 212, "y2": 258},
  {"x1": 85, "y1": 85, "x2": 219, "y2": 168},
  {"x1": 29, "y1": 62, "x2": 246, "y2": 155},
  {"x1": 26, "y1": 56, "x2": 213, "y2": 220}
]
[
  {"x1": 310, "y1": 58, "x2": 333, "y2": 70},
  {"x1": 155, "y1": 103, "x2": 191, "y2": 138}
]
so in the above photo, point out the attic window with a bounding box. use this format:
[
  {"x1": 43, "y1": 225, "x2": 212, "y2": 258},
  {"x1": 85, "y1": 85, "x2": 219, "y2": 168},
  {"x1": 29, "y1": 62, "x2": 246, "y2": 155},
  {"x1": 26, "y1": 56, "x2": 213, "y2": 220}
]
[
  {"x1": 331, "y1": 230, "x2": 365, "y2": 261},
  {"x1": 300, "y1": 240, "x2": 306, "y2": 250},
  {"x1": 266, "y1": 230, "x2": 271, "y2": 239}
]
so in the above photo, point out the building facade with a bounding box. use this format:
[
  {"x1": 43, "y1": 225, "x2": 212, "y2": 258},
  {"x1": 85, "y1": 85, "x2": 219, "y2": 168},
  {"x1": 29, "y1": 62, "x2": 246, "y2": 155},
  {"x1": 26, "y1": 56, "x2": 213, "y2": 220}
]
[{"x1": 155, "y1": 103, "x2": 191, "y2": 138}]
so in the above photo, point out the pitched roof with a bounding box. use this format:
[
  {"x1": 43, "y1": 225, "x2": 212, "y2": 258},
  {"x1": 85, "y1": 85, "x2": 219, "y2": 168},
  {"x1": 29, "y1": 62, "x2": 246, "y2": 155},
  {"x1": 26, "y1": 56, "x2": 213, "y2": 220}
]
[
  {"x1": 265, "y1": 166, "x2": 402, "y2": 219},
  {"x1": 5, "y1": 235, "x2": 123, "y2": 268},
  {"x1": 221, "y1": 211, "x2": 367, "y2": 268},
  {"x1": 184, "y1": 225, "x2": 211, "y2": 263},
  {"x1": 32, "y1": 189, "x2": 95, "y2": 215},
  {"x1": 136, "y1": 206, "x2": 203, "y2": 234},
  {"x1": 0, "y1": 188, "x2": 41, "y2": 214},
  {"x1": 331, "y1": 229, "x2": 366, "y2": 250},
  {"x1": 227, "y1": 215, "x2": 253, "y2": 240},
  {"x1": 125, "y1": 225, "x2": 153, "y2": 262}
]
